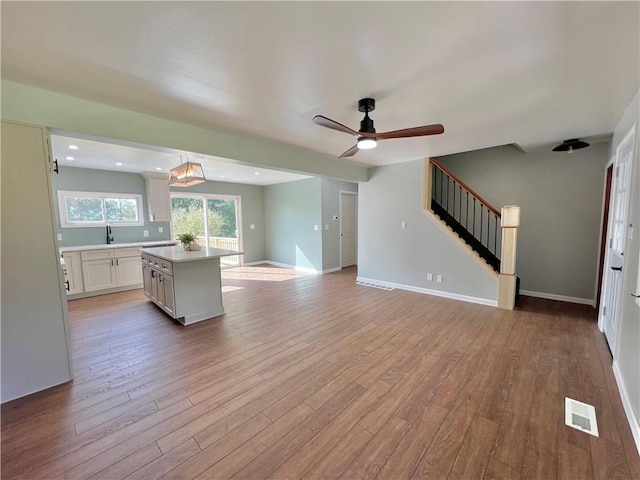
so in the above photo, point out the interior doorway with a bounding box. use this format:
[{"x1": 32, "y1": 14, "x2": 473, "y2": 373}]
[{"x1": 340, "y1": 192, "x2": 357, "y2": 268}]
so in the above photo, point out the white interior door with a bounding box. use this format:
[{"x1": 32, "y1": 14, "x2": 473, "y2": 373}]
[
  {"x1": 600, "y1": 127, "x2": 635, "y2": 353},
  {"x1": 340, "y1": 193, "x2": 357, "y2": 268}
]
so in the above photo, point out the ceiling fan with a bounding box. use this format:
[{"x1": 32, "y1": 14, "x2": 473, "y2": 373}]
[{"x1": 313, "y1": 98, "x2": 444, "y2": 158}]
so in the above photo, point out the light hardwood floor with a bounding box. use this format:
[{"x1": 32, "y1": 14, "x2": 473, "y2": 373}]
[{"x1": 2, "y1": 265, "x2": 639, "y2": 479}]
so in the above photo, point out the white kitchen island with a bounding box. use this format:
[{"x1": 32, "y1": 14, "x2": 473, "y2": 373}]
[{"x1": 141, "y1": 245, "x2": 241, "y2": 325}]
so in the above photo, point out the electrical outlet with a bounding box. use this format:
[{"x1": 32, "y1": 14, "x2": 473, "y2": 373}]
[
  {"x1": 158, "y1": 226, "x2": 163, "y2": 233},
  {"x1": 250, "y1": 224, "x2": 255, "y2": 230},
  {"x1": 436, "y1": 275, "x2": 443, "y2": 283},
  {"x1": 401, "y1": 221, "x2": 407, "y2": 229},
  {"x1": 57, "y1": 233, "x2": 62, "y2": 241},
  {"x1": 143, "y1": 230, "x2": 149, "y2": 237},
  {"x1": 333, "y1": 215, "x2": 338, "y2": 221},
  {"x1": 426, "y1": 273, "x2": 433, "y2": 281},
  {"x1": 314, "y1": 225, "x2": 319, "y2": 231}
]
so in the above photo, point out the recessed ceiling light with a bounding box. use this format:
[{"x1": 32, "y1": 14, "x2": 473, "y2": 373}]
[
  {"x1": 156, "y1": 167, "x2": 162, "y2": 171},
  {"x1": 115, "y1": 162, "x2": 123, "y2": 166},
  {"x1": 68, "y1": 144, "x2": 79, "y2": 150},
  {"x1": 65, "y1": 156, "x2": 75, "y2": 161},
  {"x1": 220, "y1": 175, "x2": 225, "y2": 178},
  {"x1": 254, "y1": 172, "x2": 260, "y2": 175}
]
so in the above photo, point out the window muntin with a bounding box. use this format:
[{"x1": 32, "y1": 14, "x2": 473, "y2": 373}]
[{"x1": 58, "y1": 191, "x2": 144, "y2": 227}]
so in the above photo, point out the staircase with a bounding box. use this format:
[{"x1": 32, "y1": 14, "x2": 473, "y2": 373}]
[
  {"x1": 425, "y1": 158, "x2": 520, "y2": 308},
  {"x1": 429, "y1": 158, "x2": 502, "y2": 272}
]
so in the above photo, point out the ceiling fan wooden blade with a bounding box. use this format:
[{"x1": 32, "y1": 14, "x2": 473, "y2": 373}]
[
  {"x1": 313, "y1": 115, "x2": 358, "y2": 136},
  {"x1": 376, "y1": 124, "x2": 445, "y2": 140},
  {"x1": 339, "y1": 144, "x2": 359, "y2": 158}
]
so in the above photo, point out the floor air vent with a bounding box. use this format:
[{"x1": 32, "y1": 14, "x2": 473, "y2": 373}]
[
  {"x1": 355, "y1": 281, "x2": 394, "y2": 291},
  {"x1": 565, "y1": 397, "x2": 599, "y2": 437}
]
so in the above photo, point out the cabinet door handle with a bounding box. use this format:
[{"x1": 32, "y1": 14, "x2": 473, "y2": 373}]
[
  {"x1": 65, "y1": 280, "x2": 70, "y2": 291},
  {"x1": 152, "y1": 214, "x2": 156, "y2": 221},
  {"x1": 53, "y1": 158, "x2": 59, "y2": 174}
]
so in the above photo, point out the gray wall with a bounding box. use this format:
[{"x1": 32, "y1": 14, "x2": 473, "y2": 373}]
[
  {"x1": 321, "y1": 178, "x2": 358, "y2": 272},
  {"x1": 2, "y1": 122, "x2": 72, "y2": 402},
  {"x1": 610, "y1": 89, "x2": 640, "y2": 429},
  {"x1": 171, "y1": 180, "x2": 266, "y2": 264},
  {"x1": 358, "y1": 159, "x2": 497, "y2": 302},
  {"x1": 52, "y1": 166, "x2": 171, "y2": 246},
  {"x1": 264, "y1": 178, "x2": 323, "y2": 271},
  {"x1": 438, "y1": 142, "x2": 610, "y2": 301}
]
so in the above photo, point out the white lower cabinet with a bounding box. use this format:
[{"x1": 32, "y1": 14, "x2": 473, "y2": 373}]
[
  {"x1": 143, "y1": 258, "x2": 176, "y2": 317},
  {"x1": 61, "y1": 251, "x2": 84, "y2": 295},
  {"x1": 82, "y1": 258, "x2": 118, "y2": 292},
  {"x1": 66, "y1": 247, "x2": 144, "y2": 295}
]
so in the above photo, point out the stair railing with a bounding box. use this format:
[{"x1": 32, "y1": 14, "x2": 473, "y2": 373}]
[{"x1": 429, "y1": 157, "x2": 502, "y2": 272}]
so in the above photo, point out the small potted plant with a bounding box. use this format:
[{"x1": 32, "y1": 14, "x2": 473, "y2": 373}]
[{"x1": 177, "y1": 233, "x2": 200, "y2": 251}]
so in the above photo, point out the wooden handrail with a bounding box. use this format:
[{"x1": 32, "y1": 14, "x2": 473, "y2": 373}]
[{"x1": 429, "y1": 157, "x2": 501, "y2": 217}]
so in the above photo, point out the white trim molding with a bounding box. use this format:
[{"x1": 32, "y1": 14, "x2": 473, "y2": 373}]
[
  {"x1": 520, "y1": 290, "x2": 594, "y2": 306},
  {"x1": 613, "y1": 361, "x2": 640, "y2": 456},
  {"x1": 356, "y1": 276, "x2": 497, "y2": 307}
]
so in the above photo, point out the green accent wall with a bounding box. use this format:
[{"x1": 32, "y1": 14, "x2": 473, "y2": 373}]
[{"x1": 264, "y1": 178, "x2": 323, "y2": 271}]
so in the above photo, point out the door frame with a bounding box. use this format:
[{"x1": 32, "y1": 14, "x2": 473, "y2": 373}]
[
  {"x1": 595, "y1": 160, "x2": 615, "y2": 310},
  {"x1": 598, "y1": 125, "x2": 636, "y2": 356},
  {"x1": 339, "y1": 191, "x2": 358, "y2": 269}
]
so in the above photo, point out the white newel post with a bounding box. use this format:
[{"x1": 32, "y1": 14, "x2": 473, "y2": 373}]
[{"x1": 498, "y1": 205, "x2": 520, "y2": 310}]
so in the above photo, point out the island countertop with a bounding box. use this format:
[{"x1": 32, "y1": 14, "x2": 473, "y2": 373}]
[{"x1": 141, "y1": 245, "x2": 242, "y2": 263}]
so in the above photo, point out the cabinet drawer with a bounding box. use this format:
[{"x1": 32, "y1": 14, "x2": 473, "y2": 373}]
[
  {"x1": 148, "y1": 255, "x2": 162, "y2": 268},
  {"x1": 115, "y1": 247, "x2": 142, "y2": 258},
  {"x1": 159, "y1": 259, "x2": 173, "y2": 275},
  {"x1": 81, "y1": 249, "x2": 114, "y2": 261}
]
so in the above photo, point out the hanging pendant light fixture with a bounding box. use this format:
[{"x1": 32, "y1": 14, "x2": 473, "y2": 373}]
[
  {"x1": 169, "y1": 155, "x2": 206, "y2": 187},
  {"x1": 552, "y1": 138, "x2": 590, "y2": 154}
]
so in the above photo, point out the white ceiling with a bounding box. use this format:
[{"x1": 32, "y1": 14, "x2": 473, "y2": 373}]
[
  {"x1": 2, "y1": 2, "x2": 639, "y2": 169},
  {"x1": 50, "y1": 133, "x2": 311, "y2": 186}
]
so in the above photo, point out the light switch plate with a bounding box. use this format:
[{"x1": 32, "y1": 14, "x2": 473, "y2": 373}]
[
  {"x1": 325, "y1": 224, "x2": 329, "y2": 230},
  {"x1": 314, "y1": 225, "x2": 319, "y2": 231},
  {"x1": 143, "y1": 230, "x2": 149, "y2": 237},
  {"x1": 250, "y1": 224, "x2": 255, "y2": 230},
  {"x1": 57, "y1": 233, "x2": 62, "y2": 241},
  {"x1": 158, "y1": 226, "x2": 163, "y2": 233}
]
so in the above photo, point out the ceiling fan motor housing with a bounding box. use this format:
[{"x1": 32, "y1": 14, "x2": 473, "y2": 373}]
[{"x1": 358, "y1": 98, "x2": 376, "y2": 134}]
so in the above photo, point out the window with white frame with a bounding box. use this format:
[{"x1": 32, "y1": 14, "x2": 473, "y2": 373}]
[{"x1": 58, "y1": 191, "x2": 144, "y2": 228}]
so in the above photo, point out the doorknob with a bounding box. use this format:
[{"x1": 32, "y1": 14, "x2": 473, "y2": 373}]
[{"x1": 611, "y1": 266, "x2": 623, "y2": 271}]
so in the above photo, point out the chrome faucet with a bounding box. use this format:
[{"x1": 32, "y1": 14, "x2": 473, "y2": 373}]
[{"x1": 106, "y1": 224, "x2": 114, "y2": 244}]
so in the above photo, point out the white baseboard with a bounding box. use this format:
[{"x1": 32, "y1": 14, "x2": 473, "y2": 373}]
[
  {"x1": 613, "y1": 361, "x2": 640, "y2": 457},
  {"x1": 322, "y1": 267, "x2": 342, "y2": 274},
  {"x1": 245, "y1": 260, "x2": 341, "y2": 275},
  {"x1": 242, "y1": 260, "x2": 269, "y2": 266},
  {"x1": 356, "y1": 276, "x2": 497, "y2": 307},
  {"x1": 261, "y1": 260, "x2": 319, "y2": 274},
  {"x1": 520, "y1": 289, "x2": 594, "y2": 306}
]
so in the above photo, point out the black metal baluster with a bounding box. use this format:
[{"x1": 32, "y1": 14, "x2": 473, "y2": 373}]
[
  {"x1": 465, "y1": 192, "x2": 469, "y2": 229},
  {"x1": 480, "y1": 205, "x2": 483, "y2": 244},
  {"x1": 453, "y1": 182, "x2": 456, "y2": 220},
  {"x1": 473, "y1": 199, "x2": 476, "y2": 236}
]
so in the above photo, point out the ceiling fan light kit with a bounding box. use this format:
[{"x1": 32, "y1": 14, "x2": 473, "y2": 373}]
[
  {"x1": 552, "y1": 138, "x2": 590, "y2": 153},
  {"x1": 313, "y1": 97, "x2": 444, "y2": 158}
]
